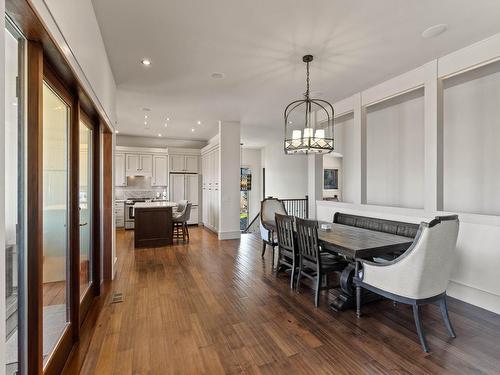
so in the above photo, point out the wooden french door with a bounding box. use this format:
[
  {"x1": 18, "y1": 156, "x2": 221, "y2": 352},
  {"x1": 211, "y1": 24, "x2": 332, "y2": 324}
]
[{"x1": 25, "y1": 42, "x2": 101, "y2": 375}]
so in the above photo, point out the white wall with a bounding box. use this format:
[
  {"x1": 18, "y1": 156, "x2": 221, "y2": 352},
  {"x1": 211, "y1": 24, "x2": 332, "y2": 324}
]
[
  {"x1": 262, "y1": 141, "x2": 308, "y2": 199},
  {"x1": 366, "y1": 89, "x2": 425, "y2": 209},
  {"x1": 116, "y1": 134, "x2": 207, "y2": 149},
  {"x1": 443, "y1": 61, "x2": 500, "y2": 216},
  {"x1": 31, "y1": 0, "x2": 117, "y2": 126},
  {"x1": 241, "y1": 148, "x2": 262, "y2": 221},
  {"x1": 334, "y1": 113, "x2": 356, "y2": 203},
  {"x1": 315, "y1": 33, "x2": 500, "y2": 314}
]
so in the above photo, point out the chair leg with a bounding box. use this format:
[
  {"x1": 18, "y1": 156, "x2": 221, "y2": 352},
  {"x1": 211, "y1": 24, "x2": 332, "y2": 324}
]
[
  {"x1": 412, "y1": 304, "x2": 429, "y2": 353},
  {"x1": 296, "y1": 257, "x2": 303, "y2": 292},
  {"x1": 356, "y1": 285, "x2": 362, "y2": 318},
  {"x1": 261, "y1": 241, "x2": 266, "y2": 257},
  {"x1": 271, "y1": 245, "x2": 275, "y2": 270},
  {"x1": 290, "y1": 257, "x2": 296, "y2": 290},
  {"x1": 314, "y1": 271, "x2": 321, "y2": 307},
  {"x1": 185, "y1": 222, "x2": 190, "y2": 241},
  {"x1": 182, "y1": 222, "x2": 186, "y2": 241},
  {"x1": 439, "y1": 296, "x2": 456, "y2": 338}
]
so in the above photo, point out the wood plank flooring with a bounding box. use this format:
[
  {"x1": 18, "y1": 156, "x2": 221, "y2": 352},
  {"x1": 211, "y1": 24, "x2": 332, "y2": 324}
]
[{"x1": 66, "y1": 227, "x2": 500, "y2": 374}]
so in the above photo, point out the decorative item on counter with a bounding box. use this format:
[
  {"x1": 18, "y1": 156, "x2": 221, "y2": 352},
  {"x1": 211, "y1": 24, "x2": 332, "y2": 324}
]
[{"x1": 320, "y1": 223, "x2": 333, "y2": 231}]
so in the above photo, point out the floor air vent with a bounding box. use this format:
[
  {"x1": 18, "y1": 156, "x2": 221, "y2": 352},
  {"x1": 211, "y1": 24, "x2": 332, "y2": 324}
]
[{"x1": 111, "y1": 292, "x2": 124, "y2": 304}]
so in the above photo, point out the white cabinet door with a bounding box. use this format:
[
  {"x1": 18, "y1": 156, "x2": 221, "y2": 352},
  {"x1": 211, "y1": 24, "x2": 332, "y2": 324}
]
[
  {"x1": 185, "y1": 174, "x2": 199, "y2": 205},
  {"x1": 187, "y1": 206, "x2": 198, "y2": 225},
  {"x1": 115, "y1": 153, "x2": 127, "y2": 186},
  {"x1": 152, "y1": 155, "x2": 168, "y2": 186},
  {"x1": 140, "y1": 154, "x2": 153, "y2": 177},
  {"x1": 169, "y1": 174, "x2": 185, "y2": 203},
  {"x1": 185, "y1": 155, "x2": 198, "y2": 173},
  {"x1": 169, "y1": 155, "x2": 185, "y2": 172},
  {"x1": 126, "y1": 154, "x2": 140, "y2": 175}
]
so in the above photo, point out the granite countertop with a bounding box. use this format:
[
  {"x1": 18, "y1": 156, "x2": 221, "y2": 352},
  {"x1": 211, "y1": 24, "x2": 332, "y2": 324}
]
[{"x1": 134, "y1": 201, "x2": 177, "y2": 209}]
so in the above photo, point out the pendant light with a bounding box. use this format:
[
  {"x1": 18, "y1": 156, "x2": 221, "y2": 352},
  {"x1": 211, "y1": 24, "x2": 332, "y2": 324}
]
[{"x1": 284, "y1": 55, "x2": 334, "y2": 154}]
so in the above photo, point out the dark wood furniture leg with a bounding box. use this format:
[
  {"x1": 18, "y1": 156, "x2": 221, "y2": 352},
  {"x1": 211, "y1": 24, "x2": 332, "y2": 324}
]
[
  {"x1": 261, "y1": 241, "x2": 266, "y2": 257},
  {"x1": 330, "y1": 263, "x2": 356, "y2": 311},
  {"x1": 412, "y1": 304, "x2": 429, "y2": 353},
  {"x1": 439, "y1": 296, "x2": 456, "y2": 338}
]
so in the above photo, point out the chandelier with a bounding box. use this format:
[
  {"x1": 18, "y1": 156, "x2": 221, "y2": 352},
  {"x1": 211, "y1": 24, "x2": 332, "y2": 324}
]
[{"x1": 284, "y1": 55, "x2": 334, "y2": 154}]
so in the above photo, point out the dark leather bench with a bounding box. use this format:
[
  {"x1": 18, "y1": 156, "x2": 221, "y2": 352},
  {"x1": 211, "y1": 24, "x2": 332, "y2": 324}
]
[{"x1": 333, "y1": 212, "x2": 419, "y2": 238}]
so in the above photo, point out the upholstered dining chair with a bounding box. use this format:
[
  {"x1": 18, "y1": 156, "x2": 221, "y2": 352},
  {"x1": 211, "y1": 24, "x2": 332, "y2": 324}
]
[
  {"x1": 275, "y1": 213, "x2": 297, "y2": 289},
  {"x1": 295, "y1": 217, "x2": 347, "y2": 307},
  {"x1": 260, "y1": 197, "x2": 287, "y2": 269},
  {"x1": 354, "y1": 215, "x2": 459, "y2": 352},
  {"x1": 173, "y1": 202, "x2": 192, "y2": 241}
]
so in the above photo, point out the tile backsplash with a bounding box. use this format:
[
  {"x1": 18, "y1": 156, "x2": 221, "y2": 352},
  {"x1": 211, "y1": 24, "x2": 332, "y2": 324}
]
[{"x1": 115, "y1": 176, "x2": 167, "y2": 200}]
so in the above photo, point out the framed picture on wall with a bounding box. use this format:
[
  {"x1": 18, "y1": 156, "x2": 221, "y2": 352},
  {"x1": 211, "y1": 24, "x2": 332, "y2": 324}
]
[{"x1": 324, "y1": 169, "x2": 338, "y2": 189}]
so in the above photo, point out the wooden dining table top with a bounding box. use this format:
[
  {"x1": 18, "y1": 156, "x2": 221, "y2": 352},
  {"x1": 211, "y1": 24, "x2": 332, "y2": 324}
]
[{"x1": 262, "y1": 220, "x2": 414, "y2": 260}]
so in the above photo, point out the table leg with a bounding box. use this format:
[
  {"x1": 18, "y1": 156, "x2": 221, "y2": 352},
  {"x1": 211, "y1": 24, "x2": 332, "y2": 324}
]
[{"x1": 330, "y1": 263, "x2": 356, "y2": 311}]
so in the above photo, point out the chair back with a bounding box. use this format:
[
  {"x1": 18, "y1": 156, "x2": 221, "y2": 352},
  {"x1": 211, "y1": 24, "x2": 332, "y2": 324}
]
[
  {"x1": 176, "y1": 199, "x2": 188, "y2": 212},
  {"x1": 260, "y1": 198, "x2": 287, "y2": 227},
  {"x1": 391, "y1": 215, "x2": 459, "y2": 298},
  {"x1": 275, "y1": 213, "x2": 295, "y2": 254},
  {"x1": 295, "y1": 217, "x2": 320, "y2": 262},
  {"x1": 175, "y1": 202, "x2": 192, "y2": 222}
]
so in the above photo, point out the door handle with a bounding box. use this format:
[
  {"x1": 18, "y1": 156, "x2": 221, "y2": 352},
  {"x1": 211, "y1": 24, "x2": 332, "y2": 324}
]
[{"x1": 79, "y1": 222, "x2": 88, "y2": 227}]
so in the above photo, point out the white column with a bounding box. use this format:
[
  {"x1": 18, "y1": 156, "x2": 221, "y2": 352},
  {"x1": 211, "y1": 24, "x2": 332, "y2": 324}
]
[
  {"x1": 307, "y1": 154, "x2": 323, "y2": 218},
  {"x1": 423, "y1": 60, "x2": 443, "y2": 212},
  {"x1": 352, "y1": 93, "x2": 366, "y2": 204},
  {"x1": 218, "y1": 121, "x2": 241, "y2": 240}
]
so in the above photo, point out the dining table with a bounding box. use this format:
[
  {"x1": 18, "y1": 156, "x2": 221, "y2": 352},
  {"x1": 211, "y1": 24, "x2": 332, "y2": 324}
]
[{"x1": 262, "y1": 220, "x2": 414, "y2": 311}]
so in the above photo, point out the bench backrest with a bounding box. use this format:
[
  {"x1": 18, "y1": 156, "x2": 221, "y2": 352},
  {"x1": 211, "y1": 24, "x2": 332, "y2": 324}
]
[{"x1": 333, "y1": 212, "x2": 419, "y2": 238}]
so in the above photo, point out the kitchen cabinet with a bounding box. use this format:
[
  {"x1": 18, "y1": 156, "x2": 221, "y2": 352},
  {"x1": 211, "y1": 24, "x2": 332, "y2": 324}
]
[
  {"x1": 126, "y1": 153, "x2": 152, "y2": 177},
  {"x1": 115, "y1": 200, "x2": 125, "y2": 228},
  {"x1": 201, "y1": 146, "x2": 219, "y2": 232},
  {"x1": 152, "y1": 155, "x2": 168, "y2": 186},
  {"x1": 169, "y1": 173, "x2": 199, "y2": 224},
  {"x1": 169, "y1": 154, "x2": 199, "y2": 173},
  {"x1": 115, "y1": 153, "x2": 127, "y2": 186}
]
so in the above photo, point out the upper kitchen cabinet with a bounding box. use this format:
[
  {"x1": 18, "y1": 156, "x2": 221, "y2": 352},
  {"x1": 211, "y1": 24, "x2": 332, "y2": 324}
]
[
  {"x1": 115, "y1": 153, "x2": 127, "y2": 186},
  {"x1": 126, "y1": 153, "x2": 153, "y2": 177},
  {"x1": 152, "y1": 155, "x2": 168, "y2": 187},
  {"x1": 169, "y1": 154, "x2": 199, "y2": 173}
]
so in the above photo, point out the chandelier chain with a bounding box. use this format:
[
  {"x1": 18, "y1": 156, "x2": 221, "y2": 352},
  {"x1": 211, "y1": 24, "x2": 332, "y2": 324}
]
[{"x1": 305, "y1": 61, "x2": 310, "y2": 98}]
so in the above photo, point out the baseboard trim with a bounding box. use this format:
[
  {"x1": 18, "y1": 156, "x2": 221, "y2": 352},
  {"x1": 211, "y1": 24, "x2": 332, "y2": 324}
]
[
  {"x1": 218, "y1": 230, "x2": 241, "y2": 240},
  {"x1": 448, "y1": 281, "x2": 500, "y2": 315}
]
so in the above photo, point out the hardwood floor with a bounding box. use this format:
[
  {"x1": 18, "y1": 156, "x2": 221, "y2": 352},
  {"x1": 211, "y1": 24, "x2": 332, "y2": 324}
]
[{"x1": 65, "y1": 227, "x2": 500, "y2": 374}]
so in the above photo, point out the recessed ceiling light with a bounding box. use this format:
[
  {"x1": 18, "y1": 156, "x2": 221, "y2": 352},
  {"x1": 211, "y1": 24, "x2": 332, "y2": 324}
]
[
  {"x1": 197, "y1": 120, "x2": 202, "y2": 125},
  {"x1": 166, "y1": 117, "x2": 170, "y2": 121},
  {"x1": 158, "y1": 133, "x2": 162, "y2": 137},
  {"x1": 288, "y1": 121, "x2": 293, "y2": 124},
  {"x1": 191, "y1": 128, "x2": 195, "y2": 132},
  {"x1": 145, "y1": 115, "x2": 148, "y2": 119},
  {"x1": 115, "y1": 130, "x2": 119, "y2": 134},
  {"x1": 422, "y1": 24, "x2": 448, "y2": 39},
  {"x1": 211, "y1": 72, "x2": 225, "y2": 79},
  {"x1": 144, "y1": 121, "x2": 147, "y2": 125},
  {"x1": 141, "y1": 58, "x2": 151, "y2": 66},
  {"x1": 164, "y1": 123, "x2": 168, "y2": 127}
]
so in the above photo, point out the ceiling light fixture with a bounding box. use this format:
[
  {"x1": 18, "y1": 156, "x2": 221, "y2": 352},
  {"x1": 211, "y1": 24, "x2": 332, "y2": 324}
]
[
  {"x1": 158, "y1": 133, "x2": 162, "y2": 137},
  {"x1": 145, "y1": 115, "x2": 148, "y2": 119},
  {"x1": 422, "y1": 24, "x2": 448, "y2": 39},
  {"x1": 141, "y1": 58, "x2": 151, "y2": 66},
  {"x1": 166, "y1": 117, "x2": 170, "y2": 121},
  {"x1": 284, "y1": 55, "x2": 334, "y2": 155},
  {"x1": 197, "y1": 121, "x2": 202, "y2": 125},
  {"x1": 191, "y1": 128, "x2": 195, "y2": 132},
  {"x1": 164, "y1": 123, "x2": 168, "y2": 127},
  {"x1": 115, "y1": 130, "x2": 119, "y2": 134}
]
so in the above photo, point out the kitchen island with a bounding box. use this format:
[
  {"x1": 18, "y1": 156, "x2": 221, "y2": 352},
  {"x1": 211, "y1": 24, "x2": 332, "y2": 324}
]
[{"x1": 133, "y1": 201, "x2": 177, "y2": 248}]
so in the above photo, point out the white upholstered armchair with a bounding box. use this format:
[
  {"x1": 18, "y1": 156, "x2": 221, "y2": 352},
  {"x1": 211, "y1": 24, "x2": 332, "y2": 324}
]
[
  {"x1": 259, "y1": 197, "x2": 287, "y2": 269},
  {"x1": 354, "y1": 215, "x2": 459, "y2": 352}
]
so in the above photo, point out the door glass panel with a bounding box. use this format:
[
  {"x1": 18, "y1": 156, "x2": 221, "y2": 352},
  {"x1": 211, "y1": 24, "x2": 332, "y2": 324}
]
[
  {"x1": 79, "y1": 122, "x2": 92, "y2": 299},
  {"x1": 42, "y1": 83, "x2": 69, "y2": 366},
  {"x1": 4, "y1": 23, "x2": 26, "y2": 375}
]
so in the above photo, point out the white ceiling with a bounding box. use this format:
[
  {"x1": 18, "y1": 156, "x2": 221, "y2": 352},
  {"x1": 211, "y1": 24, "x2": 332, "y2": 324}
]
[{"x1": 92, "y1": 0, "x2": 500, "y2": 146}]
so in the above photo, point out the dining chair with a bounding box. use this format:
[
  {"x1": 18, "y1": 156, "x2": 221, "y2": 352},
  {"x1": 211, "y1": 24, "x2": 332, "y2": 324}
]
[
  {"x1": 175, "y1": 199, "x2": 188, "y2": 213},
  {"x1": 295, "y1": 217, "x2": 347, "y2": 307},
  {"x1": 354, "y1": 215, "x2": 459, "y2": 352},
  {"x1": 173, "y1": 202, "x2": 192, "y2": 241},
  {"x1": 275, "y1": 213, "x2": 298, "y2": 289},
  {"x1": 260, "y1": 197, "x2": 287, "y2": 269}
]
